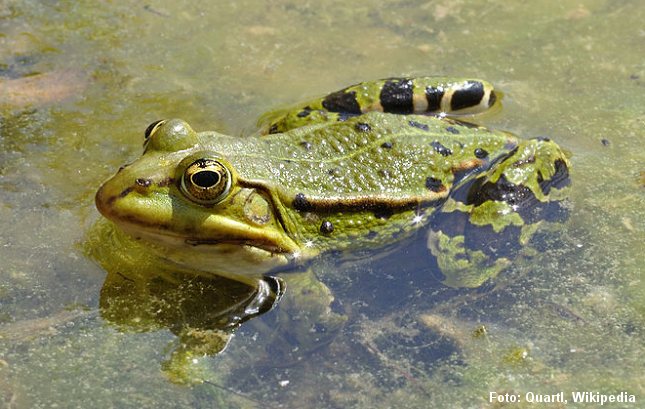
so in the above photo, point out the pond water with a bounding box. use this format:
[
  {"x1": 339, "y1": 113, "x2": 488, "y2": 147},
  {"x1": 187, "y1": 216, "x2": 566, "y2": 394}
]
[{"x1": 1, "y1": 0, "x2": 644, "y2": 408}]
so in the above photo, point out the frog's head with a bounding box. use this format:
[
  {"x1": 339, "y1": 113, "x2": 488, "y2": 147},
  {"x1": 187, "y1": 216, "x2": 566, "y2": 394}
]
[{"x1": 95, "y1": 119, "x2": 300, "y2": 274}]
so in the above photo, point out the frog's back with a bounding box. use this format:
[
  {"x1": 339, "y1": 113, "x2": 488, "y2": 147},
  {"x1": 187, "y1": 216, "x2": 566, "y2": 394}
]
[{"x1": 223, "y1": 112, "x2": 515, "y2": 207}]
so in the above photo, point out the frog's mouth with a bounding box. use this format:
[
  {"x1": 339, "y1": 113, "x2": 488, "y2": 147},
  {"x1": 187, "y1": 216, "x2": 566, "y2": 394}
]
[
  {"x1": 95, "y1": 184, "x2": 302, "y2": 256},
  {"x1": 132, "y1": 223, "x2": 296, "y2": 253},
  {"x1": 103, "y1": 213, "x2": 301, "y2": 256}
]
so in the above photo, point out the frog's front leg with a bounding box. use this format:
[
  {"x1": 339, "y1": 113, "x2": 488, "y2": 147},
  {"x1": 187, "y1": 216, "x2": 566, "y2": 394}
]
[
  {"x1": 428, "y1": 138, "x2": 571, "y2": 288},
  {"x1": 259, "y1": 76, "x2": 498, "y2": 134}
]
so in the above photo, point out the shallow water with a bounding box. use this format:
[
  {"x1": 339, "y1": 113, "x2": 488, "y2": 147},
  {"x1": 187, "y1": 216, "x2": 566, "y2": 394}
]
[{"x1": 1, "y1": 0, "x2": 644, "y2": 408}]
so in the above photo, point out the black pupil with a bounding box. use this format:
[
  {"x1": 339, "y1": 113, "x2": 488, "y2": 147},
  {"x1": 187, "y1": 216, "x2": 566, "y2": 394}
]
[{"x1": 192, "y1": 170, "x2": 220, "y2": 188}]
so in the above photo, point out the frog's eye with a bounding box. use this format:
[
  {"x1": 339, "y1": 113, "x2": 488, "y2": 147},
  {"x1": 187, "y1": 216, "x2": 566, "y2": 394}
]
[{"x1": 181, "y1": 158, "x2": 232, "y2": 205}]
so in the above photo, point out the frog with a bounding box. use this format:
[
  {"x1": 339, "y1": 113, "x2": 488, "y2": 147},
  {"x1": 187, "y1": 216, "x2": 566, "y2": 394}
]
[{"x1": 94, "y1": 77, "x2": 570, "y2": 369}]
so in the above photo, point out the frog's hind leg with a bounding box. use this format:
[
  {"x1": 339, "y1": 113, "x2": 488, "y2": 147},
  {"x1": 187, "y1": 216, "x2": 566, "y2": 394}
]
[
  {"x1": 259, "y1": 77, "x2": 498, "y2": 134},
  {"x1": 428, "y1": 138, "x2": 571, "y2": 288}
]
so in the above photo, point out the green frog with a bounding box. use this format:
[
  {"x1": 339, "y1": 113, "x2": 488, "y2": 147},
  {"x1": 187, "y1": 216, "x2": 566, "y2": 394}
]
[{"x1": 94, "y1": 77, "x2": 570, "y2": 367}]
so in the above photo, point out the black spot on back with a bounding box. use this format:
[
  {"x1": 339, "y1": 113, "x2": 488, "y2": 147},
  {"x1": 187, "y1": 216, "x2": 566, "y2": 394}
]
[
  {"x1": 293, "y1": 193, "x2": 313, "y2": 211},
  {"x1": 299, "y1": 141, "x2": 312, "y2": 150},
  {"x1": 381, "y1": 142, "x2": 393, "y2": 149},
  {"x1": 450, "y1": 81, "x2": 485, "y2": 111},
  {"x1": 431, "y1": 141, "x2": 453, "y2": 156},
  {"x1": 322, "y1": 89, "x2": 362, "y2": 114},
  {"x1": 355, "y1": 122, "x2": 372, "y2": 132},
  {"x1": 380, "y1": 78, "x2": 414, "y2": 114},
  {"x1": 425, "y1": 177, "x2": 443, "y2": 192},
  {"x1": 409, "y1": 120, "x2": 429, "y2": 131},
  {"x1": 474, "y1": 148, "x2": 488, "y2": 158},
  {"x1": 425, "y1": 86, "x2": 444, "y2": 111},
  {"x1": 445, "y1": 126, "x2": 460, "y2": 134},
  {"x1": 320, "y1": 220, "x2": 334, "y2": 234}
]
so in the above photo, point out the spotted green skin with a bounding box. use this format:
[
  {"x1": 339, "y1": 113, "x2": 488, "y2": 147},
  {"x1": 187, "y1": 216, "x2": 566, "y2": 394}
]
[{"x1": 96, "y1": 77, "x2": 570, "y2": 289}]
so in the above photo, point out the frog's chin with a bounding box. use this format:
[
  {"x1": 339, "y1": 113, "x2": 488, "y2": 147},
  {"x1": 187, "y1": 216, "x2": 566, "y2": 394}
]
[{"x1": 111, "y1": 222, "x2": 300, "y2": 279}]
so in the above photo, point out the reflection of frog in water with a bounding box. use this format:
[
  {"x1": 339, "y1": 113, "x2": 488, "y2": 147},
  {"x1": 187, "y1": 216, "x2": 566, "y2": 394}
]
[
  {"x1": 91, "y1": 222, "x2": 283, "y2": 383},
  {"x1": 90, "y1": 77, "x2": 570, "y2": 382}
]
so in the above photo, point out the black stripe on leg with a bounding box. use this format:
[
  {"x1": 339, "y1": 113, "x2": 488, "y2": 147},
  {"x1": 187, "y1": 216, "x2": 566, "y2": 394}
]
[
  {"x1": 450, "y1": 81, "x2": 485, "y2": 111},
  {"x1": 322, "y1": 90, "x2": 362, "y2": 114},
  {"x1": 380, "y1": 78, "x2": 414, "y2": 114},
  {"x1": 425, "y1": 86, "x2": 445, "y2": 111}
]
